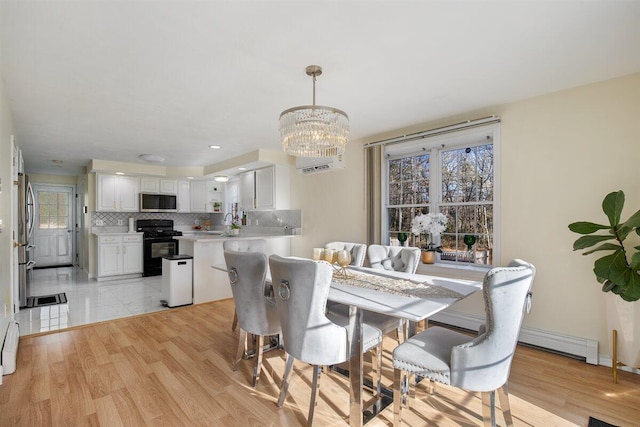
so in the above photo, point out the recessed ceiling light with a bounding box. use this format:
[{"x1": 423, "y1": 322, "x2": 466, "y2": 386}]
[
  {"x1": 187, "y1": 176, "x2": 194, "y2": 180},
  {"x1": 214, "y1": 176, "x2": 229, "y2": 182},
  {"x1": 115, "y1": 172, "x2": 125, "y2": 175},
  {"x1": 209, "y1": 145, "x2": 221, "y2": 149},
  {"x1": 238, "y1": 167, "x2": 247, "y2": 171}
]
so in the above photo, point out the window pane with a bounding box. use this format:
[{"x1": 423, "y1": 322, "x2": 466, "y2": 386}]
[
  {"x1": 389, "y1": 159, "x2": 401, "y2": 182},
  {"x1": 441, "y1": 144, "x2": 494, "y2": 203},
  {"x1": 401, "y1": 182, "x2": 415, "y2": 204},
  {"x1": 400, "y1": 158, "x2": 412, "y2": 181},
  {"x1": 389, "y1": 183, "x2": 402, "y2": 205},
  {"x1": 56, "y1": 216, "x2": 68, "y2": 229},
  {"x1": 388, "y1": 208, "x2": 400, "y2": 232},
  {"x1": 58, "y1": 193, "x2": 68, "y2": 205},
  {"x1": 38, "y1": 192, "x2": 50, "y2": 204}
]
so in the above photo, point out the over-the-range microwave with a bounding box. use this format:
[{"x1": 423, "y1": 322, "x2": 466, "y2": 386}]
[{"x1": 140, "y1": 193, "x2": 178, "y2": 212}]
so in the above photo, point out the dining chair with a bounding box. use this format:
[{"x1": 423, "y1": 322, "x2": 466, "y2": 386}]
[
  {"x1": 324, "y1": 241, "x2": 367, "y2": 267},
  {"x1": 367, "y1": 244, "x2": 421, "y2": 274},
  {"x1": 269, "y1": 255, "x2": 383, "y2": 426},
  {"x1": 391, "y1": 259, "x2": 536, "y2": 427},
  {"x1": 224, "y1": 249, "x2": 281, "y2": 387},
  {"x1": 330, "y1": 244, "x2": 422, "y2": 345},
  {"x1": 223, "y1": 239, "x2": 267, "y2": 331}
]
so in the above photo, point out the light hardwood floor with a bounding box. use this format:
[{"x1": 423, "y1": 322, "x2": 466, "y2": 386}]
[{"x1": 2, "y1": 299, "x2": 639, "y2": 426}]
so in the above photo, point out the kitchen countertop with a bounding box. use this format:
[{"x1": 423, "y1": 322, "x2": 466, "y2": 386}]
[
  {"x1": 92, "y1": 231, "x2": 143, "y2": 236},
  {"x1": 175, "y1": 232, "x2": 298, "y2": 242}
]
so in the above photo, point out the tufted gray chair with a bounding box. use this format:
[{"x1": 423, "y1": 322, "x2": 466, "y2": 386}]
[
  {"x1": 223, "y1": 239, "x2": 267, "y2": 331},
  {"x1": 392, "y1": 259, "x2": 536, "y2": 427},
  {"x1": 269, "y1": 255, "x2": 383, "y2": 426},
  {"x1": 367, "y1": 245, "x2": 421, "y2": 274},
  {"x1": 324, "y1": 241, "x2": 367, "y2": 267},
  {"x1": 224, "y1": 250, "x2": 281, "y2": 387},
  {"x1": 328, "y1": 244, "x2": 422, "y2": 347}
]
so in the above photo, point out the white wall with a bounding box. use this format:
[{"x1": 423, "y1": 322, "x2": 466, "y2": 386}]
[
  {"x1": 0, "y1": 2, "x2": 17, "y2": 340},
  {"x1": 290, "y1": 72, "x2": 640, "y2": 357}
]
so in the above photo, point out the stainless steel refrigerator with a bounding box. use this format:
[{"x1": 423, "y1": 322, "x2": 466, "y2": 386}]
[{"x1": 18, "y1": 173, "x2": 35, "y2": 307}]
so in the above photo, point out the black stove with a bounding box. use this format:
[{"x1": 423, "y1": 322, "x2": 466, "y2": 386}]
[
  {"x1": 137, "y1": 219, "x2": 183, "y2": 238},
  {"x1": 136, "y1": 219, "x2": 182, "y2": 277}
]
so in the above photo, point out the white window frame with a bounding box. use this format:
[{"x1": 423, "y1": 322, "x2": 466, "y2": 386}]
[{"x1": 381, "y1": 123, "x2": 501, "y2": 270}]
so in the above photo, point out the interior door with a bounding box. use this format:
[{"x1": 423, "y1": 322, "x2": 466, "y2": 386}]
[{"x1": 33, "y1": 185, "x2": 74, "y2": 267}]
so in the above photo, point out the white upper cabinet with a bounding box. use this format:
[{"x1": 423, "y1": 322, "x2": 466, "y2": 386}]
[
  {"x1": 160, "y1": 179, "x2": 178, "y2": 194},
  {"x1": 239, "y1": 165, "x2": 290, "y2": 211},
  {"x1": 96, "y1": 173, "x2": 139, "y2": 212},
  {"x1": 177, "y1": 180, "x2": 191, "y2": 212},
  {"x1": 189, "y1": 180, "x2": 208, "y2": 212},
  {"x1": 139, "y1": 177, "x2": 159, "y2": 193},
  {"x1": 139, "y1": 177, "x2": 178, "y2": 194}
]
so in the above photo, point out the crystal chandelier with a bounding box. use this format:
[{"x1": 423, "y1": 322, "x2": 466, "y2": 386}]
[{"x1": 279, "y1": 65, "x2": 350, "y2": 158}]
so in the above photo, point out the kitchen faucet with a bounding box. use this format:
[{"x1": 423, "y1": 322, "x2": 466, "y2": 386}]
[{"x1": 223, "y1": 213, "x2": 233, "y2": 234}]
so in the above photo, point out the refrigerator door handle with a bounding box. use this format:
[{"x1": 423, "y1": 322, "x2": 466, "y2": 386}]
[{"x1": 26, "y1": 260, "x2": 36, "y2": 269}]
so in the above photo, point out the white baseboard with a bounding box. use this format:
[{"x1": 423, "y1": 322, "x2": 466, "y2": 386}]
[{"x1": 430, "y1": 310, "x2": 600, "y2": 365}]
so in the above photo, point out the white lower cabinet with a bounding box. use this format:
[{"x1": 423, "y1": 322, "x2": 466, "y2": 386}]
[{"x1": 97, "y1": 234, "x2": 143, "y2": 280}]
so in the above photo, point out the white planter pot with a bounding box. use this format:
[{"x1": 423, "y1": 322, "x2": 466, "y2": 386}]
[{"x1": 605, "y1": 292, "x2": 640, "y2": 368}]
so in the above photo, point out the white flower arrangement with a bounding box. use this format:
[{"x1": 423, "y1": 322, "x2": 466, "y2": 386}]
[{"x1": 411, "y1": 212, "x2": 448, "y2": 250}]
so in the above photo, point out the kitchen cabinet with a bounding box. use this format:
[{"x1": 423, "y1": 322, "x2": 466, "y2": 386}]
[
  {"x1": 177, "y1": 180, "x2": 191, "y2": 212},
  {"x1": 96, "y1": 173, "x2": 139, "y2": 212},
  {"x1": 96, "y1": 234, "x2": 143, "y2": 280},
  {"x1": 189, "y1": 181, "x2": 208, "y2": 212},
  {"x1": 239, "y1": 165, "x2": 290, "y2": 211},
  {"x1": 190, "y1": 180, "x2": 224, "y2": 212},
  {"x1": 140, "y1": 178, "x2": 178, "y2": 194}
]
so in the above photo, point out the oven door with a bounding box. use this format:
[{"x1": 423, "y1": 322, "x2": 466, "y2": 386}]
[{"x1": 143, "y1": 238, "x2": 179, "y2": 277}]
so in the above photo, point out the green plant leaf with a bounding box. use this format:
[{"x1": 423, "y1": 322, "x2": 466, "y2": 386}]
[
  {"x1": 568, "y1": 222, "x2": 610, "y2": 234},
  {"x1": 602, "y1": 191, "x2": 624, "y2": 227},
  {"x1": 621, "y1": 272, "x2": 640, "y2": 301},
  {"x1": 582, "y1": 243, "x2": 623, "y2": 255},
  {"x1": 622, "y1": 209, "x2": 640, "y2": 230},
  {"x1": 594, "y1": 252, "x2": 628, "y2": 283},
  {"x1": 602, "y1": 280, "x2": 616, "y2": 292},
  {"x1": 631, "y1": 252, "x2": 640, "y2": 270},
  {"x1": 573, "y1": 235, "x2": 616, "y2": 250},
  {"x1": 617, "y1": 225, "x2": 632, "y2": 240}
]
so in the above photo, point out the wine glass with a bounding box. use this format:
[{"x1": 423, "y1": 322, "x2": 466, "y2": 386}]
[
  {"x1": 323, "y1": 249, "x2": 335, "y2": 264},
  {"x1": 337, "y1": 250, "x2": 352, "y2": 277},
  {"x1": 312, "y1": 248, "x2": 324, "y2": 261}
]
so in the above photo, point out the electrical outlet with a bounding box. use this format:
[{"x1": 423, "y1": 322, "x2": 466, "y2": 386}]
[
  {"x1": 117, "y1": 219, "x2": 124, "y2": 225},
  {"x1": 96, "y1": 219, "x2": 104, "y2": 226}
]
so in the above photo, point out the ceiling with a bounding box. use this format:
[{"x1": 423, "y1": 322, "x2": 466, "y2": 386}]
[{"x1": 2, "y1": 1, "x2": 639, "y2": 176}]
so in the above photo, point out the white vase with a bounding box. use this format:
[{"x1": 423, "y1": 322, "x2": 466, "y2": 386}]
[{"x1": 605, "y1": 292, "x2": 640, "y2": 368}]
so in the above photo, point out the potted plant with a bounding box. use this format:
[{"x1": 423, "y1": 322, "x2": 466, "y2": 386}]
[
  {"x1": 213, "y1": 202, "x2": 222, "y2": 212},
  {"x1": 411, "y1": 212, "x2": 448, "y2": 264},
  {"x1": 231, "y1": 221, "x2": 241, "y2": 235},
  {"x1": 569, "y1": 190, "x2": 640, "y2": 377}
]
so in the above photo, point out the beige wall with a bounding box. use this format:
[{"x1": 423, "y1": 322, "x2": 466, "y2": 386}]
[
  {"x1": 0, "y1": 6, "x2": 16, "y2": 337},
  {"x1": 290, "y1": 72, "x2": 640, "y2": 355}
]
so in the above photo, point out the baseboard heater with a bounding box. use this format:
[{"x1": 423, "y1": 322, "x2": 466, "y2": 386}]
[{"x1": 1, "y1": 321, "x2": 19, "y2": 383}]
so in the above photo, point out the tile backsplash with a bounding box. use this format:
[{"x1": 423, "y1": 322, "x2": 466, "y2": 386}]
[{"x1": 91, "y1": 210, "x2": 302, "y2": 230}]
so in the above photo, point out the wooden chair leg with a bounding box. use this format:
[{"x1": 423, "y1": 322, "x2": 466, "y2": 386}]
[
  {"x1": 252, "y1": 335, "x2": 265, "y2": 387},
  {"x1": 233, "y1": 329, "x2": 247, "y2": 371},
  {"x1": 277, "y1": 354, "x2": 295, "y2": 407},
  {"x1": 308, "y1": 365, "x2": 322, "y2": 426},
  {"x1": 497, "y1": 384, "x2": 513, "y2": 427}
]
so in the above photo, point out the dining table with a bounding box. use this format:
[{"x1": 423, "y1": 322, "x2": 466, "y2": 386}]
[
  {"x1": 326, "y1": 265, "x2": 482, "y2": 427},
  {"x1": 213, "y1": 261, "x2": 483, "y2": 426}
]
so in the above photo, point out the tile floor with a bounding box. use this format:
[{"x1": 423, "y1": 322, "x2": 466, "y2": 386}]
[{"x1": 15, "y1": 267, "x2": 169, "y2": 336}]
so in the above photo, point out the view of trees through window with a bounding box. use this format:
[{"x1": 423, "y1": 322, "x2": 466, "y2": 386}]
[
  {"x1": 387, "y1": 142, "x2": 494, "y2": 265},
  {"x1": 38, "y1": 191, "x2": 69, "y2": 229}
]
